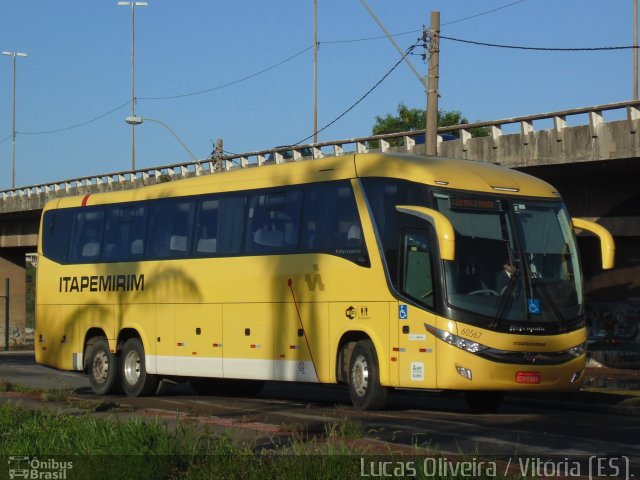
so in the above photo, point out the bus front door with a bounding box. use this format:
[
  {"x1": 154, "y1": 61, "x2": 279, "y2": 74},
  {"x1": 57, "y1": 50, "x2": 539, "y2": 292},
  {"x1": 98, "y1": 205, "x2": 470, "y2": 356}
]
[{"x1": 396, "y1": 228, "x2": 438, "y2": 389}]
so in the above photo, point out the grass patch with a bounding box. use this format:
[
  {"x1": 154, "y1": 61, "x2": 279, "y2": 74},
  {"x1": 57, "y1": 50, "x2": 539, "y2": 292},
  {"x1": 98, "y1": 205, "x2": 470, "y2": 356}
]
[
  {"x1": 0, "y1": 381, "x2": 34, "y2": 393},
  {"x1": 0, "y1": 403, "x2": 515, "y2": 479},
  {"x1": 0, "y1": 380, "x2": 74, "y2": 403}
]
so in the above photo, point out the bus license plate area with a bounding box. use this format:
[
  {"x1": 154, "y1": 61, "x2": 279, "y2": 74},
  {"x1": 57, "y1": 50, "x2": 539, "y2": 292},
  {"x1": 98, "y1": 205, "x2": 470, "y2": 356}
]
[{"x1": 516, "y1": 371, "x2": 541, "y2": 384}]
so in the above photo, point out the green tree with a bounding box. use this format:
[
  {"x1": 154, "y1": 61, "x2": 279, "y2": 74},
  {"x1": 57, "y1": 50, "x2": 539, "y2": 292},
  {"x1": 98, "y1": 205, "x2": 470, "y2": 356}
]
[{"x1": 370, "y1": 103, "x2": 488, "y2": 147}]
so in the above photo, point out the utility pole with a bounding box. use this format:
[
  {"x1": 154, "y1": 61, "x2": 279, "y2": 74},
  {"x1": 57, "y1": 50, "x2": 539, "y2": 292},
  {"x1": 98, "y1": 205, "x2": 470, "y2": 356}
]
[
  {"x1": 313, "y1": 0, "x2": 318, "y2": 144},
  {"x1": 2, "y1": 51, "x2": 27, "y2": 189},
  {"x1": 425, "y1": 11, "x2": 440, "y2": 156},
  {"x1": 635, "y1": 0, "x2": 638, "y2": 99},
  {"x1": 359, "y1": 2, "x2": 439, "y2": 155}
]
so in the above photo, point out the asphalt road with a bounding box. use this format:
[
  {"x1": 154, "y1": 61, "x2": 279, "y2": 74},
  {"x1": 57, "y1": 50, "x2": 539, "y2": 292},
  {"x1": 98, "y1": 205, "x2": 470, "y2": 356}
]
[{"x1": 1, "y1": 351, "x2": 639, "y2": 475}]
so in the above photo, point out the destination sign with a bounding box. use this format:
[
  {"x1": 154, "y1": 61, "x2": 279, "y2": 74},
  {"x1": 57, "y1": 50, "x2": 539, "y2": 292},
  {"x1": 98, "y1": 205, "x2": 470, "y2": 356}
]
[{"x1": 449, "y1": 197, "x2": 500, "y2": 211}]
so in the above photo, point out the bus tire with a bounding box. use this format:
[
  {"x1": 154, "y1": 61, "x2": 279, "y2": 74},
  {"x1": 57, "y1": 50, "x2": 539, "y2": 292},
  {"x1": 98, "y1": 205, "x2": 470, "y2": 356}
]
[
  {"x1": 465, "y1": 391, "x2": 504, "y2": 413},
  {"x1": 120, "y1": 337, "x2": 158, "y2": 397},
  {"x1": 86, "y1": 337, "x2": 120, "y2": 395},
  {"x1": 348, "y1": 340, "x2": 388, "y2": 410}
]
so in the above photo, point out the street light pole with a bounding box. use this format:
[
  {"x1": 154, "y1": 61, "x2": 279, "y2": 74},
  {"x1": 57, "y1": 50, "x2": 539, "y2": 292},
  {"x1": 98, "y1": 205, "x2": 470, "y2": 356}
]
[
  {"x1": 2, "y1": 51, "x2": 28, "y2": 189},
  {"x1": 118, "y1": 1, "x2": 148, "y2": 171},
  {"x1": 125, "y1": 115, "x2": 199, "y2": 163}
]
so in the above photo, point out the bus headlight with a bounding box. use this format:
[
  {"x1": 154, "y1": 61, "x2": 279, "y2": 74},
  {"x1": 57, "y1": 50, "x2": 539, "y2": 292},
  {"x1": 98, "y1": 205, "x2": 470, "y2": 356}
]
[
  {"x1": 425, "y1": 325, "x2": 489, "y2": 354},
  {"x1": 565, "y1": 342, "x2": 587, "y2": 358}
]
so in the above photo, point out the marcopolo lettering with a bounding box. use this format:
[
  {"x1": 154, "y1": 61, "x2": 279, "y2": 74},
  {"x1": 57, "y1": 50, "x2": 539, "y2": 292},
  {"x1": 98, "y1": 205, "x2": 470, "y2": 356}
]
[{"x1": 59, "y1": 274, "x2": 144, "y2": 293}]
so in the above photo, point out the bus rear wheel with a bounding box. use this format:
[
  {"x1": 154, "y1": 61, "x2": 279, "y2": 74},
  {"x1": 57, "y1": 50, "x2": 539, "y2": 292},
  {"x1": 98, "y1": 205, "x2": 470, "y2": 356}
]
[
  {"x1": 348, "y1": 340, "x2": 388, "y2": 410},
  {"x1": 120, "y1": 338, "x2": 158, "y2": 397},
  {"x1": 86, "y1": 337, "x2": 119, "y2": 395}
]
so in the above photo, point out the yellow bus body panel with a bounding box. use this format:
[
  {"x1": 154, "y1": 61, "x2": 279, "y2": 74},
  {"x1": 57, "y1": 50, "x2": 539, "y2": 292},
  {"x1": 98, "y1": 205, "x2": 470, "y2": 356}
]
[{"x1": 35, "y1": 153, "x2": 587, "y2": 395}]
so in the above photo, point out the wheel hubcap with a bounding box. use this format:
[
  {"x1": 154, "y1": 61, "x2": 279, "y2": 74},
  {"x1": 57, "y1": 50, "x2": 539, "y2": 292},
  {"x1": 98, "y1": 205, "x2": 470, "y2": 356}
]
[
  {"x1": 351, "y1": 354, "x2": 369, "y2": 397},
  {"x1": 124, "y1": 350, "x2": 141, "y2": 385},
  {"x1": 92, "y1": 351, "x2": 109, "y2": 384}
]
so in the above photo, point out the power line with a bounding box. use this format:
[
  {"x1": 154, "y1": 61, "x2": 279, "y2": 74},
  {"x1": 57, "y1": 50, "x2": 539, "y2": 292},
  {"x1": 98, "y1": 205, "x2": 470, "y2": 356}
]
[
  {"x1": 322, "y1": 29, "x2": 420, "y2": 45},
  {"x1": 139, "y1": 45, "x2": 314, "y2": 101},
  {"x1": 322, "y1": 0, "x2": 527, "y2": 45},
  {"x1": 295, "y1": 44, "x2": 418, "y2": 145},
  {"x1": 19, "y1": 100, "x2": 131, "y2": 135},
  {"x1": 13, "y1": 46, "x2": 313, "y2": 136},
  {"x1": 442, "y1": 0, "x2": 526, "y2": 27},
  {"x1": 440, "y1": 35, "x2": 638, "y2": 52}
]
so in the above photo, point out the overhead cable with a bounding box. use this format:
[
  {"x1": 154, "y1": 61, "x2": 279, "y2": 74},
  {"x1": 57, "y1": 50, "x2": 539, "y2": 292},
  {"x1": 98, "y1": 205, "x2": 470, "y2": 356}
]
[
  {"x1": 440, "y1": 35, "x2": 638, "y2": 52},
  {"x1": 295, "y1": 44, "x2": 419, "y2": 145},
  {"x1": 323, "y1": 0, "x2": 527, "y2": 45},
  {"x1": 13, "y1": 46, "x2": 313, "y2": 136},
  {"x1": 19, "y1": 100, "x2": 131, "y2": 135},
  {"x1": 139, "y1": 45, "x2": 314, "y2": 101},
  {"x1": 441, "y1": 0, "x2": 526, "y2": 27}
]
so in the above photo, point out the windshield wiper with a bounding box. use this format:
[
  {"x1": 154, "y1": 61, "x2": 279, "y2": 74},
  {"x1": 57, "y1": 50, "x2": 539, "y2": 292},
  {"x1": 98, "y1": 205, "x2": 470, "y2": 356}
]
[{"x1": 490, "y1": 267, "x2": 521, "y2": 329}]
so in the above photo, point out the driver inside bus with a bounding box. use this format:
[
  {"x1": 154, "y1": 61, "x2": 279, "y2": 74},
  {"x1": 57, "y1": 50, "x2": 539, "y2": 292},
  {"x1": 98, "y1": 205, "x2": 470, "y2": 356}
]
[{"x1": 496, "y1": 261, "x2": 517, "y2": 294}]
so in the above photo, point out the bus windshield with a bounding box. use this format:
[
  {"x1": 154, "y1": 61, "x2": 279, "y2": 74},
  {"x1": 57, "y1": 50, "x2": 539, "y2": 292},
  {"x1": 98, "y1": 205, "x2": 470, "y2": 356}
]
[{"x1": 434, "y1": 193, "x2": 583, "y2": 329}]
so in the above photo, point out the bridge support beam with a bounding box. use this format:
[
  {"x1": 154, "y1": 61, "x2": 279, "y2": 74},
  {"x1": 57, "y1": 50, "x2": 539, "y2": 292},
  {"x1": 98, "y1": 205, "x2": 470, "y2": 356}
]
[{"x1": 0, "y1": 248, "x2": 30, "y2": 349}]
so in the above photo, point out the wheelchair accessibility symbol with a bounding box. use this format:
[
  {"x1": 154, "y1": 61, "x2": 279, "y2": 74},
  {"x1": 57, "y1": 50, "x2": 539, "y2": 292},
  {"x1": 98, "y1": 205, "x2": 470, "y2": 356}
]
[
  {"x1": 399, "y1": 304, "x2": 408, "y2": 320},
  {"x1": 528, "y1": 298, "x2": 541, "y2": 315}
]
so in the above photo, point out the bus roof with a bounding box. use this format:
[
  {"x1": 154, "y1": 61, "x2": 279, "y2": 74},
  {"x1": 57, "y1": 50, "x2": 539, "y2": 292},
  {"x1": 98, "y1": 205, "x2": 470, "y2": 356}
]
[
  {"x1": 48, "y1": 152, "x2": 558, "y2": 210},
  {"x1": 355, "y1": 153, "x2": 558, "y2": 198}
]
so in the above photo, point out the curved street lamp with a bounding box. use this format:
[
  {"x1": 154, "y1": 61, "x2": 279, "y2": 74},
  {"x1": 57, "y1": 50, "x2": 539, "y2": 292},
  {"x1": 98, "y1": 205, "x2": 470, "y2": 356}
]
[{"x1": 125, "y1": 115, "x2": 199, "y2": 164}]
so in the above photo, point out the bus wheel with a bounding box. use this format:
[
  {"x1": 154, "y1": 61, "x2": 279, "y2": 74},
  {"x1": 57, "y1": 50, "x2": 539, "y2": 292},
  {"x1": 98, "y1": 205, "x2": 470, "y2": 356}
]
[
  {"x1": 86, "y1": 337, "x2": 119, "y2": 395},
  {"x1": 120, "y1": 338, "x2": 158, "y2": 397},
  {"x1": 465, "y1": 391, "x2": 504, "y2": 413},
  {"x1": 348, "y1": 340, "x2": 388, "y2": 410}
]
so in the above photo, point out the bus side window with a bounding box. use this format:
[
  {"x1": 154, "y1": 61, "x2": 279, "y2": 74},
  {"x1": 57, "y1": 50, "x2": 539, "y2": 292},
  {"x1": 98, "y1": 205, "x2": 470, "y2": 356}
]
[
  {"x1": 400, "y1": 228, "x2": 435, "y2": 309},
  {"x1": 246, "y1": 189, "x2": 301, "y2": 254},
  {"x1": 147, "y1": 199, "x2": 194, "y2": 259},
  {"x1": 302, "y1": 181, "x2": 368, "y2": 265},
  {"x1": 42, "y1": 210, "x2": 73, "y2": 264},
  {"x1": 103, "y1": 205, "x2": 147, "y2": 261},
  {"x1": 69, "y1": 209, "x2": 105, "y2": 263},
  {"x1": 194, "y1": 199, "x2": 219, "y2": 255}
]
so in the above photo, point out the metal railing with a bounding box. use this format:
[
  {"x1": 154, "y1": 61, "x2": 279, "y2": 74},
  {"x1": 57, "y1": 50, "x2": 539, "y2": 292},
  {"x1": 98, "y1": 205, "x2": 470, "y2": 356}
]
[{"x1": 2, "y1": 99, "x2": 640, "y2": 203}]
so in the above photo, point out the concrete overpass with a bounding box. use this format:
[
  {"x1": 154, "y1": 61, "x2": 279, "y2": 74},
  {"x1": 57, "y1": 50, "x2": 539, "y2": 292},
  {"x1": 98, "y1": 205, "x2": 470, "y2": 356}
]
[{"x1": 2, "y1": 99, "x2": 640, "y2": 363}]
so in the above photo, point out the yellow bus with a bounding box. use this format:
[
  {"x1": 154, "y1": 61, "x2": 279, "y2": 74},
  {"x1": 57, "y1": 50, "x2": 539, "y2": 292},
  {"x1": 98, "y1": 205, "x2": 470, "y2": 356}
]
[{"x1": 35, "y1": 152, "x2": 614, "y2": 411}]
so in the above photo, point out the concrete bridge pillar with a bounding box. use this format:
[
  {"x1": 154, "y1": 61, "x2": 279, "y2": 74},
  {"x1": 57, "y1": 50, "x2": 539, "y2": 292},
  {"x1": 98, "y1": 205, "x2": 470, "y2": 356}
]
[{"x1": 0, "y1": 247, "x2": 30, "y2": 349}]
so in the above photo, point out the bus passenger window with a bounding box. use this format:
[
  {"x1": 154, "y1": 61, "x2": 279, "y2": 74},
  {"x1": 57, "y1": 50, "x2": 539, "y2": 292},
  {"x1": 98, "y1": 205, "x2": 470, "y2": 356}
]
[
  {"x1": 301, "y1": 181, "x2": 368, "y2": 265},
  {"x1": 195, "y1": 199, "x2": 219, "y2": 254},
  {"x1": 42, "y1": 210, "x2": 73, "y2": 263},
  {"x1": 148, "y1": 200, "x2": 194, "y2": 259},
  {"x1": 69, "y1": 209, "x2": 104, "y2": 263},
  {"x1": 246, "y1": 189, "x2": 301, "y2": 254},
  {"x1": 103, "y1": 205, "x2": 147, "y2": 261}
]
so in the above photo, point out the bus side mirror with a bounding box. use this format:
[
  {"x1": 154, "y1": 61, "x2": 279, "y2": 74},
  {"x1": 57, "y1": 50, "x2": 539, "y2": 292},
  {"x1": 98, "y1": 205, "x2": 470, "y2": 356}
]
[
  {"x1": 395, "y1": 205, "x2": 455, "y2": 261},
  {"x1": 572, "y1": 217, "x2": 615, "y2": 270}
]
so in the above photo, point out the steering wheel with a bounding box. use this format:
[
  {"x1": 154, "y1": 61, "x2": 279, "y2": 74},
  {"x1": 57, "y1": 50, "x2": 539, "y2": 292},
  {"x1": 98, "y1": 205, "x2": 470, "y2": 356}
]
[
  {"x1": 469, "y1": 289, "x2": 499, "y2": 296},
  {"x1": 421, "y1": 289, "x2": 434, "y2": 299}
]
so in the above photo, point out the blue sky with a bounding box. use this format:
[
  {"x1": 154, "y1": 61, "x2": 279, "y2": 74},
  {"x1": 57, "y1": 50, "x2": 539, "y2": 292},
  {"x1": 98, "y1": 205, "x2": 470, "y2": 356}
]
[{"x1": 0, "y1": 0, "x2": 635, "y2": 189}]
